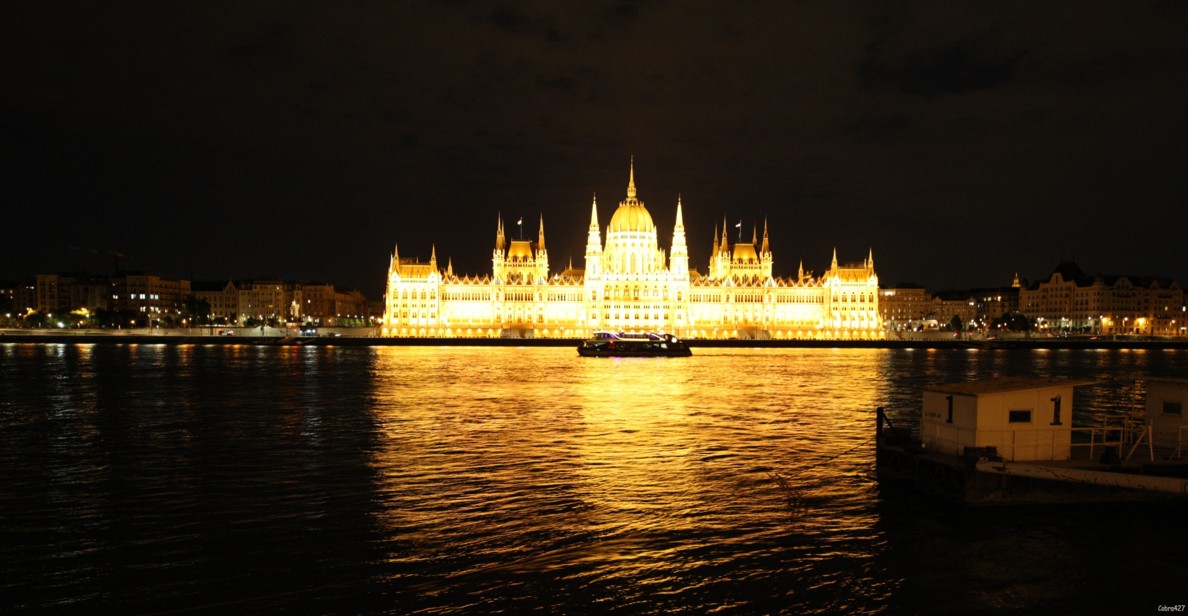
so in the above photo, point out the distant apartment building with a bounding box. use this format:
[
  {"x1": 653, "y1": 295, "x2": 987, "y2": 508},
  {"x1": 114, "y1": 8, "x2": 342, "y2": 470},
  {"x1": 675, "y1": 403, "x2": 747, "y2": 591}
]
[
  {"x1": 882, "y1": 278, "x2": 1021, "y2": 332},
  {"x1": 968, "y1": 280, "x2": 1021, "y2": 327},
  {"x1": 0, "y1": 281, "x2": 16, "y2": 314},
  {"x1": 10, "y1": 272, "x2": 192, "y2": 326},
  {"x1": 192, "y1": 279, "x2": 370, "y2": 325},
  {"x1": 879, "y1": 284, "x2": 931, "y2": 330},
  {"x1": 1019, "y1": 262, "x2": 1185, "y2": 335},
  {"x1": 112, "y1": 274, "x2": 192, "y2": 320},
  {"x1": 191, "y1": 280, "x2": 240, "y2": 321},
  {"x1": 31, "y1": 273, "x2": 111, "y2": 314},
  {"x1": 931, "y1": 291, "x2": 978, "y2": 329},
  {"x1": 239, "y1": 279, "x2": 289, "y2": 322},
  {"x1": 23, "y1": 272, "x2": 188, "y2": 317},
  {"x1": 14, "y1": 272, "x2": 370, "y2": 327},
  {"x1": 299, "y1": 283, "x2": 339, "y2": 320}
]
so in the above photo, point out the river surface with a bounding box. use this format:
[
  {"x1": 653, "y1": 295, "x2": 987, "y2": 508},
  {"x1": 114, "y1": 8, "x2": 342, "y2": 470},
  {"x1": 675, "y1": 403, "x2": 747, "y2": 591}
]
[{"x1": 2, "y1": 343, "x2": 1187, "y2": 614}]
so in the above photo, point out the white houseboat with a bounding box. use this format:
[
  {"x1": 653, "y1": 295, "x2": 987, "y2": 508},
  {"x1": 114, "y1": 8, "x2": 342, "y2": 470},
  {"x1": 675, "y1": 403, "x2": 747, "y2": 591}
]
[{"x1": 876, "y1": 377, "x2": 1188, "y2": 505}]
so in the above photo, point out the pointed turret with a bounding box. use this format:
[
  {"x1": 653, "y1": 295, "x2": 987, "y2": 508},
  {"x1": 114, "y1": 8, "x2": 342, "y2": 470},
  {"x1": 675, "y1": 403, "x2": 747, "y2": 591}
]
[
  {"x1": 492, "y1": 215, "x2": 507, "y2": 279},
  {"x1": 534, "y1": 214, "x2": 549, "y2": 280},
  {"x1": 430, "y1": 245, "x2": 437, "y2": 269},
  {"x1": 761, "y1": 219, "x2": 770, "y2": 254},
  {"x1": 831, "y1": 247, "x2": 839, "y2": 269},
  {"x1": 584, "y1": 193, "x2": 603, "y2": 279},
  {"x1": 586, "y1": 194, "x2": 602, "y2": 247},
  {"x1": 670, "y1": 195, "x2": 689, "y2": 277}
]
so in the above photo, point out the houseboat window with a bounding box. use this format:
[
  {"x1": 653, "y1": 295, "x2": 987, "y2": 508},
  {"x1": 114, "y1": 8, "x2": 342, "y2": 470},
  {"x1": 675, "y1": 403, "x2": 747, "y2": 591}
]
[
  {"x1": 1164, "y1": 401, "x2": 1183, "y2": 416},
  {"x1": 1008, "y1": 409, "x2": 1033, "y2": 423}
]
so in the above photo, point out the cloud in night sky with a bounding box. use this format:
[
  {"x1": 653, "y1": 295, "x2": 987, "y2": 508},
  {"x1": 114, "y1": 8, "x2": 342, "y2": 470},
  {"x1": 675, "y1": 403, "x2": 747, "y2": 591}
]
[{"x1": 3, "y1": 1, "x2": 1186, "y2": 298}]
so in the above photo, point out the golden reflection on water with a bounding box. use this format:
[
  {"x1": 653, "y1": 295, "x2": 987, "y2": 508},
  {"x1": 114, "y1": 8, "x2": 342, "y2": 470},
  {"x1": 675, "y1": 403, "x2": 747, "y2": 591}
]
[{"x1": 366, "y1": 347, "x2": 889, "y2": 572}]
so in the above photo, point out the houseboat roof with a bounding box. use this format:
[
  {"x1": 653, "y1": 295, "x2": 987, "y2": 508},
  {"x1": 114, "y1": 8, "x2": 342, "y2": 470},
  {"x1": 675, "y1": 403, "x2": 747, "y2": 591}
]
[
  {"x1": 1147, "y1": 377, "x2": 1188, "y2": 386},
  {"x1": 926, "y1": 377, "x2": 1096, "y2": 396}
]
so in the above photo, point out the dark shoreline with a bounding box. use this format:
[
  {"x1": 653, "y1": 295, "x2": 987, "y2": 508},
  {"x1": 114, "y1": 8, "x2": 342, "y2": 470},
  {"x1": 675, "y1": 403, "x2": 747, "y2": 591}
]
[{"x1": 2, "y1": 333, "x2": 1186, "y2": 350}]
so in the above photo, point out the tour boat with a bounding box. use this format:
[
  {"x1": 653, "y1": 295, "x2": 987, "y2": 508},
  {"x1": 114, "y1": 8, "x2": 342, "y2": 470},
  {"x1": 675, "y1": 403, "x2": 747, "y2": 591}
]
[
  {"x1": 577, "y1": 331, "x2": 692, "y2": 357},
  {"x1": 876, "y1": 377, "x2": 1188, "y2": 505}
]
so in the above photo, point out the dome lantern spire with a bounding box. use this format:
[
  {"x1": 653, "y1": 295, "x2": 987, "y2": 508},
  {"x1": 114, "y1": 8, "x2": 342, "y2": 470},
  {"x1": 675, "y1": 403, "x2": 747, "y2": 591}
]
[{"x1": 626, "y1": 156, "x2": 637, "y2": 201}]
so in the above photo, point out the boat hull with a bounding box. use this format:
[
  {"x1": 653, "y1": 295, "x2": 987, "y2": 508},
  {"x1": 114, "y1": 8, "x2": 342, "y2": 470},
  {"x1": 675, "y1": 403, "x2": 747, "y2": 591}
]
[{"x1": 577, "y1": 345, "x2": 692, "y2": 358}]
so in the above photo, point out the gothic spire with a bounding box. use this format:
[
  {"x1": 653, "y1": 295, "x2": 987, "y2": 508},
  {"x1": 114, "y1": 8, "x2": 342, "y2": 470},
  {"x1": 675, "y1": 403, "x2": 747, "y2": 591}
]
[
  {"x1": 538, "y1": 214, "x2": 546, "y2": 250},
  {"x1": 672, "y1": 196, "x2": 687, "y2": 250},
  {"x1": 586, "y1": 193, "x2": 602, "y2": 252}
]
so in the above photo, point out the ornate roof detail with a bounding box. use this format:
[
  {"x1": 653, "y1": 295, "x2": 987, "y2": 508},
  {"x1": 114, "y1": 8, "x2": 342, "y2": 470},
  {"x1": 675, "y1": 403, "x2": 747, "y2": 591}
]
[{"x1": 608, "y1": 158, "x2": 655, "y2": 232}]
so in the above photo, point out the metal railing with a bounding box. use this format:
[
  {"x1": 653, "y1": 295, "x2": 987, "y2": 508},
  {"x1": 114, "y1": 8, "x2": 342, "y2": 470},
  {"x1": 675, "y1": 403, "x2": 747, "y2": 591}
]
[{"x1": 1069, "y1": 426, "x2": 1125, "y2": 462}]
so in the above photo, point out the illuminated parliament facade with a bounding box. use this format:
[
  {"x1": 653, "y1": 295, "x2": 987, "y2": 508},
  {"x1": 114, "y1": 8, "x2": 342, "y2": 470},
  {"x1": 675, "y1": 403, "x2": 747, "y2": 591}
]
[{"x1": 381, "y1": 163, "x2": 881, "y2": 339}]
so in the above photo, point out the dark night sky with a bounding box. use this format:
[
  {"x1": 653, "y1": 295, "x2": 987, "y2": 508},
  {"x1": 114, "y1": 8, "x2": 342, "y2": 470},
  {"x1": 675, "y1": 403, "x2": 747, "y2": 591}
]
[{"x1": 4, "y1": 1, "x2": 1187, "y2": 300}]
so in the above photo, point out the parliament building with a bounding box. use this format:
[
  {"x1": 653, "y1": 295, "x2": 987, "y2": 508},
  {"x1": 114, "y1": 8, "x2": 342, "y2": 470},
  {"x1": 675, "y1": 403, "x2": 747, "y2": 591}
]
[{"x1": 381, "y1": 163, "x2": 881, "y2": 339}]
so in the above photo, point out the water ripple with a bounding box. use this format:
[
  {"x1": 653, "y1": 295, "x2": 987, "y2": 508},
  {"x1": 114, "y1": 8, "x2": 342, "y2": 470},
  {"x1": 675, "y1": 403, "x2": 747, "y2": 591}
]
[{"x1": 2, "y1": 344, "x2": 1187, "y2": 613}]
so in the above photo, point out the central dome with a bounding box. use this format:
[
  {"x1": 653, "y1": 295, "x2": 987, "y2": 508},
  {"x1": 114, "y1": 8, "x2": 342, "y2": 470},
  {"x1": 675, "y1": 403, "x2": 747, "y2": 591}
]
[
  {"x1": 609, "y1": 202, "x2": 654, "y2": 232},
  {"x1": 607, "y1": 160, "x2": 655, "y2": 232}
]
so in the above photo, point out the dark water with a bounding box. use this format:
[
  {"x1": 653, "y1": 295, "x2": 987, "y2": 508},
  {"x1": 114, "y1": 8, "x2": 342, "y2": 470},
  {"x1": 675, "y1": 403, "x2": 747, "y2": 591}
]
[{"x1": 2, "y1": 343, "x2": 1186, "y2": 614}]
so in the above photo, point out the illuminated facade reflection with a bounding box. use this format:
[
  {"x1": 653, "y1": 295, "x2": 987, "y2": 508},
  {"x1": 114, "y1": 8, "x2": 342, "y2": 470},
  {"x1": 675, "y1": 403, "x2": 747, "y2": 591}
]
[{"x1": 382, "y1": 162, "x2": 882, "y2": 339}]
